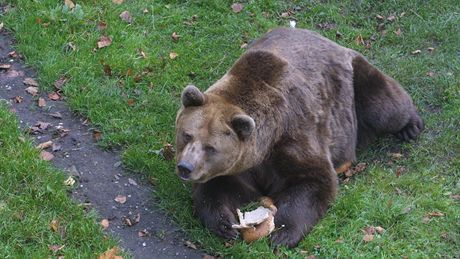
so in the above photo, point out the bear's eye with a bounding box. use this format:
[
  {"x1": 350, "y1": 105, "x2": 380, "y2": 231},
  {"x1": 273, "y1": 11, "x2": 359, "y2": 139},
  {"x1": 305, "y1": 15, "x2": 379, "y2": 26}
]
[
  {"x1": 183, "y1": 133, "x2": 193, "y2": 142},
  {"x1": 204, "y1": 145, "x2": 217, "y2": 154}
]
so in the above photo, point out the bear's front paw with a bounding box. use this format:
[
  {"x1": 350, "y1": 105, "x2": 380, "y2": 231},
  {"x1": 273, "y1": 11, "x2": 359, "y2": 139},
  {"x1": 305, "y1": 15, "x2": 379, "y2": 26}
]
[
  {"x1": 270, "y1": 225, "x2": 303, "y2": 248},
  {"x1": 198, "y1": 206, "x2": 239, "y2": 240}
]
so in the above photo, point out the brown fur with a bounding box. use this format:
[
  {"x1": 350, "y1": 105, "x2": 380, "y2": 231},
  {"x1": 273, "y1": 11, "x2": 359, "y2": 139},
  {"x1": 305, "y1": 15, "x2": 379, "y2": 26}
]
[{"x1": 175, "y1": 28, "x2": 423, "y2": 247}]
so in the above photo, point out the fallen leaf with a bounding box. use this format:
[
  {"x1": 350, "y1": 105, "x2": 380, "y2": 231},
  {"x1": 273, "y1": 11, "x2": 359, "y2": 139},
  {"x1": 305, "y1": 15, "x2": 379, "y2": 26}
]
[
  {"x1": 64, "y1": 176, "x2": 76, "y2": 186},
  {"x1": 376, "y1": 14, "x2": 384, "y2": 20},
  {"x1": 23, "y1": 77, "x2": 39, "y2": 87},
  {"x1": 394, "y1": 28, "x2": 402, "y2": 36},
  {"x1": 50, "y1": 219, "x2": 59, "y2": 232},
  {"x1": 49, "y1": 112, "x2": 63, "y2": 119},
  {"x1": 353, "y1": 162, "x2": 367, "y2": 174},
  {"x1": 363, "y1": 226, "x2": 376, "y2": 235},
  {"x1": 97, "y1": 36, "x2": 112, "y2": 49},
  {"x1": 6, "y1": 69, "x2": 25, "y2": 78},
  {"x1": 240, "y1": 43, "x2": 248, "y2": 49},
  {"x1": 114, "y1": 195, "x2": 127, "y2": 204},
  {"x1": 307, "y1": 256, "x2": 316, "y2": 259},
  {"x1": 395, "y1": 166, "x2": 405, "y2": 177},
  {"x1": 0, "y1": 64, "x2": 11, "y2": 70},
  {"x1": 48, "y1": 92, "x2": 61, "y2": 101},
  {"x1": 387, "y1": 15, "x2": 396, "y2": 22},
  {"x1": 427, "y1": 212, "x2": 444, "y2": 217},
  {"x1": 8, "y1": 51, "x2": 18, "y2": 58},
  {"x1": 440, "y1": 232, "x2": 448, "y2": 239},
  {"x1": 128, "y1": 178, "x2": 137, "y2": 186},
  {"x1": 184, "y1": 240, "x2": 197, "y2": 250},
  {"x1": 427, "y1": 47, "x2": 435, "y2": 52},
  {"x1": 160, "y1": 143, "x2": 175, "y2": 160},
  {"x1": 231, "y1": 3, "x2": 244, "y2": 13},
  {"x1": 426, "y1": 71, "x2": 434, "y2": 77},
  {"x1": 336, "y1": 31, "x2": 343, "y2": 39},
  {"x1": 98, "y1": 247, "x2": 123, "y2": 259},
  {"x1": 133, "y1": 213, "x2": 141, "y2": 223},
  {"x1": 37, "y1": 140, "x2": 53, "y2": 149},
  {"x1": 12, "y1": 96, "x2": 23, "y2": 103},
  {"x1": 101, "y1": 219, "x2": 110, "y2": 230},
  {"x1": 0, "y1": 22, "x2": 3, "y2": 31},
  {"x1": 335, "y1": 238, "x2": 344, "y2": 243},
  {"x1": 119, "y1": 11, "x2": 132, "y2": 23},
  {"x1": 64, "y1": 0, "x2": 75, "y2": 9},
  {"x1": 169, "y1": 52, "x2": 178, "y2": 59},
  {"x1": 171, "y1": 32, "x2": 180, "y2": 42},
  {"x1": 93, "y1": 130, "x2": 102, "y2": 141},
  {"x1": 203, "y1": 255, "x2": 215, "y2": 259},
  {"x1": 450, "y1": 194, "x2": 460, "y2": 200},
  {"x1": 411, "y1": 49, "x2": 421, "y2": 55},
  {"x1": 36, "y1": 97, "x2": 46, "y2": 107},
  {"x1": 36, "y1": 121, "x2": 51, "y2": 130},
  {"x1": 127, "y1": 98, "x2": 136, "y2": 106},
  {"x1": 48, "y1": 244, "x2": 65, "y2": 252},
  {"x1": 52, "y1": 143, "x2": 62, "y2": 152},
  {"x1": 54, "y1": 76, "x2": 68, "y2": 90},
  {"x1": 422, "y1": 216, "x2": 431, "y2": 223},
  {"x1": 390, "y1": 152, "x2": 403, "y2": 160},
  {"x1": 35, "y1": 17, "x2": 43, "y2": 24},
  {"x1": 40, "y1": 151, "x2": 55, "y2": 161},
  {"x1": 355, "y1": 35, "x2": 364, "y2": 46},
  {"x1": 112, "y1": 0, "x2": 124, "y2": 4},
  {"x1": 281, "y1": 11, "x2": 293, "y2": 18},
  {"x1": 97, "y1": 21, "x2": 107, "y2": 30},
  {"x1": 138, "y1": 229, "x2": 150, "y2": 237},
  {"x1": 363, "y1": 234, "x2": 374, "y2": 242},
  {"x1": 103, "y1": 64, "x2": 112, "y2": 76},
  {"x1": 138, "y1": 49, "x2": 147, "y2": 59},
  {"x1": 25, "y1": 87, "x2": 39, "y2": 96},
  {"x1": 143, "y1": 8, "x2": 149, "y2": 14},
  {"x1": 375, "y1": 226, "x2": 385, "y2": 234},
  {"x1": 122, "y1": 217, "x2": 133, "y2": 226}
]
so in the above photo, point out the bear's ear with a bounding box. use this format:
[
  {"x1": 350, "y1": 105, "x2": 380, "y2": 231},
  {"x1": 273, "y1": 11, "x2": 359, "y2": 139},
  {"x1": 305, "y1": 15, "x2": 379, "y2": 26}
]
[
  {"x1": 181, "y1": 85, "x2": 205, "y2": 107},
  {"x1": 231, "y1": 114, "x2": 255, "y2": 140},
  {"x1": 229, "y1": 50, "x2": 287, "y2": 84}
]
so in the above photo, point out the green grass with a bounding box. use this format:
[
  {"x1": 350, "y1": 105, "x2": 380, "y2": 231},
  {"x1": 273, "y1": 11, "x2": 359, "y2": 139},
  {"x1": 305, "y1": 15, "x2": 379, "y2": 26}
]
[
  {"x1": 2, "y1": 0, "x2": 459, "y2": 257},
  {"x1": 0, "y1": 104, "x2": 117, "y2": 257}
]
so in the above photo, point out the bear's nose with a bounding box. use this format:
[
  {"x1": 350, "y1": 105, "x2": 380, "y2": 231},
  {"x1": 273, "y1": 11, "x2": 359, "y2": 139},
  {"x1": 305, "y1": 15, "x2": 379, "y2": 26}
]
[{"x1": 177, "y1": 161, "x2": 195, "y2": 180}]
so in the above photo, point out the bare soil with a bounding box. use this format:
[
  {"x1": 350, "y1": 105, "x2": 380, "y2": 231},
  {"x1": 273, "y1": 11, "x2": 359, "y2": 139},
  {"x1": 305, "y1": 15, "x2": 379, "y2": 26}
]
[{"x1": 0, "y1": 30, "x2": 202, "y2": 259}]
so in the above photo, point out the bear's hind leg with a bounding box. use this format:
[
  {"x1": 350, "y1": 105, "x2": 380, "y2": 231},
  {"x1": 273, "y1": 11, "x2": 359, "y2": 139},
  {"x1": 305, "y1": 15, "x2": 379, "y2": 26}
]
[{"x1": 352, "y1": 55, "x2": 424, "y2": 145}]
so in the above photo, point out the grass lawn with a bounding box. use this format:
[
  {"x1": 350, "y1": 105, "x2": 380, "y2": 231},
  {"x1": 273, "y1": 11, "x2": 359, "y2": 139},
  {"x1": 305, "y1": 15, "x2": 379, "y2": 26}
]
[
  {"x1": 2, "y1": 0, "x2": 459, "y2": 257},
  {"x1": 0, "y1": 105, "x2": 117, "y2": 257}
]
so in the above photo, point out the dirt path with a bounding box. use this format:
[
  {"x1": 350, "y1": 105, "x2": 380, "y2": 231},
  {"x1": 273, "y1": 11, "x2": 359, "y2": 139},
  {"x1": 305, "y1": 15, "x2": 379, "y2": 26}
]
[{"x1": 0, "y1": 30, "x2": 203, "y2": 259}]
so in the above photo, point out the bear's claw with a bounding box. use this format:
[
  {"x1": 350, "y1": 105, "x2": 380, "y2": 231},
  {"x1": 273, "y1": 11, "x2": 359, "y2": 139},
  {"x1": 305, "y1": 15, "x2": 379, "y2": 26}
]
[{"x1": 395, "y1": 112, "x2": 424, "y2": 141}]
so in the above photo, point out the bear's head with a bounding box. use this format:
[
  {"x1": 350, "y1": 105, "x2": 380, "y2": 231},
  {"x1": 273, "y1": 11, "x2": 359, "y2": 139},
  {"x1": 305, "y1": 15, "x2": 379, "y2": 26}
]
[{"x1": 175, "y1": 85, "x2": 255, "y2": 183}]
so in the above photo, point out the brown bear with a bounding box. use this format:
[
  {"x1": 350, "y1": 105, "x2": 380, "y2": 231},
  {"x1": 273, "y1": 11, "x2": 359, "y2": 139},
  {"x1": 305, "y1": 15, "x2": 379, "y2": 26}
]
[{"x1": 175, "y1": 28, "x2": 423, "y2": 248}]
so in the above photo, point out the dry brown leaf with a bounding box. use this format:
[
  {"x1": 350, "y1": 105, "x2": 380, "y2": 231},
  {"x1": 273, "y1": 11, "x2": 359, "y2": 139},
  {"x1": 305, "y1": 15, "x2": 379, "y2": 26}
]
[
  {"x1": 97, "y1": 21, "x2": 107, "y2": 30},
  {"x1": 48, "y1": 92, "x2": 61, "y2": 101},
  {"x1": 37, "y1": 97, "x2": 46, "y2": 107},
  {"x1": 335, "y1": 238, "x2": 344, "y2": 243},
  {"x1": 133, "y1": 213, "x2": 141, "y2": 224},
  {"x1": 375, "y1": 226, "x2": 385, "y2": 234},
  {"x1": 97, "y1": 36, "x2": 112, "y2": 49},
  {"x1": 25, "y1": 86, "x2": 39, "y2": 96},
  {"x1": 184, "y1": 240, "x2": 197, "y2": 250},
  {"x1": 8, "y1": 51, "x2": 18, "y2": 58},
  {"x1": 0, "y1": 22, "x2": 3, "y2": 31},
  {"x1": 138, "y1": 49, "x2": 147, "y2": 59},
  {"x1": 161, "y1": 143, "x2": 175, "y2": 160},
  {"x1": 427, "y1": 47, "x2": 435, "y2": 52},
  {"x1": 426, "y1": 71, "x2": 434, "y2": 77},
  {"x1": 50, "y1": 219, "x2": 59, "y2": 232},
  {"x1": 93, "y1": 130, "x2": 102, "y2": 141},
  {"x1": 40, "y1": 151, "x2": 55, "y2": 161},
  {"x1": 127, "y1": 98, "x2": 136, "y2": 106},
  {"x1": 128, "y1": 178, "x2": 137, "y2": 186},
  {"x1": 390, "y1": 152, "x2": 403, "y2": 160},
  {"x1": 36, "y1": 121, "x2": 51, "y2": 130},
  {"x1": 37, "y1": 140, "x2": 53, "y2": 150},
  {"x1": 114, "y1": 195, "x2": 127, "y2": 204},
  {"x1": 169, "y1": 52, "x2": 178, "y2": 59},
  {"x1": 98, "y1": 247, "x2": 123, "y2": 259},
  {"x1": 23, "y1": 77, "x2": 39, "y2": 87},
  {"x1": 411, "y1": 49, "x2": 421, "y2": 55},
  {"x1": 50, "y1": 112, "x2": 63, "y2": 119},
  {"x1": 353, "y1": 162, "x2": 367, "y2": 174},
  {"x1": 52, "y1": 143, "x2": 62, "y2": 152},
  {"x1": 363, "y1": 234, "x2": 374, "y2": 242},
  {"x1": 394, "y1": 28, "x2": 402, "y2": 36},
  {"x1": 355, "y1": 35, "x2": 364, "y2": 46},
  {"x1": 143, "y1": 8, "x2": 149, "y2": 14},
  {"x1": 49, "y1": 244, "x2": 65, "y2": 252},
  {"x1": 64, "y1": 0, "x2": 75, "y2": 9},
  {"x1": 363, "y1": 226, "x2": 376, "y2": 235},
  {"x1": 112, "y1": 0, "x2": 124, "y2": 4},
  {"x1": 395, "y1": 166, "x2": 405, "y2": 178},
  {"x1": 376, "y1": 14, "x2": 384, "y2": 20},
  {"x1": 138, "y1": 229, "x2": 150, "y2": 237},
  {"x1": 119, "y1": 11, "x2": 132, "y2": 23},
  {"x1": 6, "y1": 69, "x2": 25, "y2": 78},
  {"x1": 231, "y1": 3, "x2": 244, "y2": 13},
  {"x1": 428, "y1": 211, "x2": 444, "y2": 217},
  {"x1": 450, "y1": 194, "x2": 460, "y2": 200},
  {"x1": 103, "y1": 64, "x2": 112, "y2": 76},
  {"x1": 0, "y1": 64, "x2": 11, "y2": 69},
  {"x1": 171, "y1": 32, "x2": 180, "y2": 42},
  {"x1": 12, "y1": 96, "x2": 23, "y2": 103},
  {"x1": 240, "y1": 43, "x2": 248, "y2": 49},
  {"x1": 54, "y1": 76, "x2": 68, "y2": 90},
  {"x1": 101, "y1": 219, "x2": 110, "y2": 230},
  {"x1": 387, "y1": 15, "x2": 396, "y2": 22}
]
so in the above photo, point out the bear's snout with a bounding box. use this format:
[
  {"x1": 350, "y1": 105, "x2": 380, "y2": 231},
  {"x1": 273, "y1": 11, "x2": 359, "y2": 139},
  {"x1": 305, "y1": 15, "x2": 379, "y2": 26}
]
[{"x1": 177, "y1": 161, "x2": 195, "y2": 181}]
